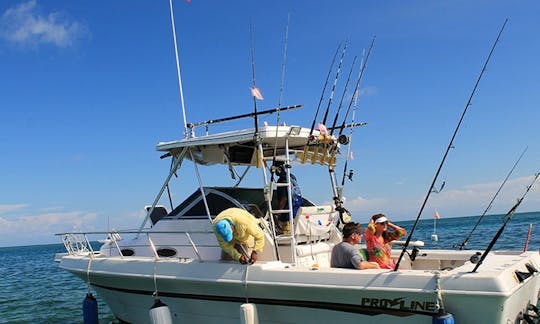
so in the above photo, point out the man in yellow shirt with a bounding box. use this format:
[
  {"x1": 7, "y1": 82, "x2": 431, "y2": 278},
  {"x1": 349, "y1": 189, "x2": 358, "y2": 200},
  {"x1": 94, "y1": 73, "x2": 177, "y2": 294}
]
[{"x1": 213, "y1": 208, "x2": 265, "y2": 264}]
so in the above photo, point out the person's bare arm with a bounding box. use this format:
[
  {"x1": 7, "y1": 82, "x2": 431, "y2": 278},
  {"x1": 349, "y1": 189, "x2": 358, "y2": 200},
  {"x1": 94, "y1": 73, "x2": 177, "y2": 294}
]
[{"x1": 358, "y1": 261, "x2": 380, "y2": 270}]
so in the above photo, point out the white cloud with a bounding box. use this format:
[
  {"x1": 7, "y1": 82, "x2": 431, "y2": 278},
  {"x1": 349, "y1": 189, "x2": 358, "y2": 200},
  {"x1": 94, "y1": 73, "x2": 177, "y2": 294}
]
[
  {"x1": 0, "y1": 203, "x2": 152, "y2": 247},
  {"x1": 0, "y1": 205, "x2": 98, "y2": 247},
  {"x1": 0, "y1": 204, "x2": 28, "y2": 214},
  {"x1": 429, "y1": 175, "x2": 540, "y2": 215},
  {"x1": 340, "y1": 175, "x2": 540, "y2": 221},
  {"x1": 0, "y1": 0, "x2": 86, "y2": 48}
]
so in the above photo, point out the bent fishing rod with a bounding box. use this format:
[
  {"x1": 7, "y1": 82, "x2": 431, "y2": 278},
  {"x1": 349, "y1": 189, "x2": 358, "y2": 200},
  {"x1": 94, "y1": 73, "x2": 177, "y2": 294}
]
[
  {"x1": 394, "y1": 19, "x2": 508, "y2": 271},
  {"x1": 456, "y1": 146, "x2": 527, "y2": 250},
  {"x1": 472, "y1": 172, "x2": 540, "y2": 272}
]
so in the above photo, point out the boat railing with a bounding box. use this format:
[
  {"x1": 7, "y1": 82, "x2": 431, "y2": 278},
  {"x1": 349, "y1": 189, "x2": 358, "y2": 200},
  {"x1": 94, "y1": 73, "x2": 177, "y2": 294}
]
[
  {"x1": 56, "y1": 229, "x2": 213, "y2": 261},
  {"x1": 60, "y1": 232, "x2": 94, "y2": 256}
]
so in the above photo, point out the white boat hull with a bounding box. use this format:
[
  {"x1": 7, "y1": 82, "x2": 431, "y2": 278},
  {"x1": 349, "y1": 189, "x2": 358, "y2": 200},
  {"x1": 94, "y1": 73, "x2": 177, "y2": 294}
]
[{"x1": 60, "y1": 249, "x2": 540, "y2": 324}]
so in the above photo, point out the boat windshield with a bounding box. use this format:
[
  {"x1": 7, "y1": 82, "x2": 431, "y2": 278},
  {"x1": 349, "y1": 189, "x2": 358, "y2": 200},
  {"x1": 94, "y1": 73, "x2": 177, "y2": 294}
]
[{"x1": 163, "y1": 187, "x2": 314, "y2": 220}]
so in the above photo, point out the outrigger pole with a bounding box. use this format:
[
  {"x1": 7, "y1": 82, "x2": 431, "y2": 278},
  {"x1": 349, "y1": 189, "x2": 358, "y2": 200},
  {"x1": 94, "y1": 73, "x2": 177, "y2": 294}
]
[
  {"x1": 472, "y1": 172, "x2": 540, "y2": 272},
  {"x1": 394, "y1": 19, "x2": 508, "y2": 271},
  {"x1": 456, "y1": 146, "x2": 527, "y2": 250},
  {"x1": 168, "y1": 0, "x2": 188, "y2": 138}
]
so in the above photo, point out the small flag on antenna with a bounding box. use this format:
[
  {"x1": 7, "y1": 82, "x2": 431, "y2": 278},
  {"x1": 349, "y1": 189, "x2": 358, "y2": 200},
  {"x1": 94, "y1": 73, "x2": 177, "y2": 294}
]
[
  {"x1": 349, "y1": 151, "x2": 354, "y2": 160},
  {"x1": 434, "y1": 211, "x2": 440, "y2": 220},
  {"x1": 251, "y1": 87, "x2": 264, "y2": 100}
]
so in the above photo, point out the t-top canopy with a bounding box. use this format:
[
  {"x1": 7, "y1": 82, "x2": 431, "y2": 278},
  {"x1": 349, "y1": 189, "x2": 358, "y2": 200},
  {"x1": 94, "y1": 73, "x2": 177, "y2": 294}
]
[{"x1": 156, "y1": 125, "x2": 339, "y2": 167}]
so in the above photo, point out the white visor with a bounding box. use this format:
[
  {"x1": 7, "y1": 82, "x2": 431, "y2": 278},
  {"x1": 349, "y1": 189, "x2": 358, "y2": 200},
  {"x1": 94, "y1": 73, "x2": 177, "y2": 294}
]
[{"x1": 375, "y1": 216, "x2": 389, "y2": 223}]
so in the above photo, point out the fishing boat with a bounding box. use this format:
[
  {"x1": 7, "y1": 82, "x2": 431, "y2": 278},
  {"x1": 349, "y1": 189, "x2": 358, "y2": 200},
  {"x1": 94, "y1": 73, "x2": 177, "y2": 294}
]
[
  {"x1": 55, "y1": 7, "x2": 540, "y2": 323},
  {"x1": 56, "y1": 117, "x2": 540, "y2": 323}
]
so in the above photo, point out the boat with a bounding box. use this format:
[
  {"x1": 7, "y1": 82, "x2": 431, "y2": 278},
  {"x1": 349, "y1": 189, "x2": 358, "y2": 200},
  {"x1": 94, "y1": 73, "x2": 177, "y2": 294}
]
[
  {"x1": 55, "y1": 10, "x2": 540, "y2": 323},
  {"x1": 56, "y1": 117, "x2": 540, "y2": 323}
]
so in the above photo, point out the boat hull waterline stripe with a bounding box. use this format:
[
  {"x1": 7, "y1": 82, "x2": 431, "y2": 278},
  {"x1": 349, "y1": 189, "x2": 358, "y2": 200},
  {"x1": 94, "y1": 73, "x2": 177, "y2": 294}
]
[{"x1": 92, "y1": 283, "x2": 437, "y2": 317}]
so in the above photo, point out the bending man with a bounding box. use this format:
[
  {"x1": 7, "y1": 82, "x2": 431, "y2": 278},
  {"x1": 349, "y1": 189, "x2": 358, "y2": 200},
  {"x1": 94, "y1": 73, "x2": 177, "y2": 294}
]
[
  {"x1": 213, "y1": 207, "x2": 265, "y2": 264},
  {"x1": 331, "y1": 222, "x2": 380, "y2": 270}
]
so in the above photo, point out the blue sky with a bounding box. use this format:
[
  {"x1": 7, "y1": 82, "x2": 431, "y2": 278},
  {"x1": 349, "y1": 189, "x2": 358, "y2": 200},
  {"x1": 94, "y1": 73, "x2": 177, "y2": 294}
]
[{"x1": 1, "y1": 0, "x2": 539, "y2": 247}]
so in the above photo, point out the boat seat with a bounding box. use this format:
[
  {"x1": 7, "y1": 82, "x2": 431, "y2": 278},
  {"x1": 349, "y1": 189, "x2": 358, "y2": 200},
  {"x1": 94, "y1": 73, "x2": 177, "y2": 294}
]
[
  {"x1": 295, "y1": 242, "x2": 335, "y2": 268},
  {"x1": 293, "y1": 205, "x2": 337, "y2": 242}
]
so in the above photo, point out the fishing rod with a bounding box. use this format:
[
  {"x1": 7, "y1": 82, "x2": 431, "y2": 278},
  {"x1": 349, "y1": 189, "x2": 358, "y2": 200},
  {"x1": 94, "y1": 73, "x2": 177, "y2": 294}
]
[
  {"x1": 337, "y1": 36, "x2": 375, "y2": 139},
  {"x1": 456, "y1": 146, "x2": 528, "y2": 250},
  {"x1": 319, "y1": 55, "x2": 357, "y2": 164},
  {"x1": 277, "y1": 14, "x2": 290, "y2": 111},
  {"x1": 249, "y1": 19, "x2": 260, "y2": 134},
  {"x1": 329, "y1": 56, "x2": 357, "y2": 136},
  {"x1": 327, "y1": 122, "x2": 367, "y2": 132},
  {"x1": 310, "y1": 41, "x2": 348, "y2": 164},
  {"x1": 320, "y1": 40, "x2": 348, "y2": 127},
  {"x1": 271, "y1": 14, "x2": 291, "y2": 178},
  {"x1": 301, "y1": 44, "x2": 341, "y2": 163},
  {"x1": 340, "y1": 108, "x2": 358, "y2": 187},
  {"x1": 308, "y1": 44, "x2": 341, "y2": 138},
  {"x1": 394, "y1": 19, "x2": 508, "y2": 271},
  {"x1": 326, "y1": 37, "x2": 375, "y2": 165},
  {"x1": 472, "y1": 172, "x2": 539, "y2": 272},
  {"x1": 190, "y1": 105, "x2": 303, "y2": 128},
  {"x1": 328, "y1": 47, "x2": 368, "y2": 221},
  {"x1": 338, "y1": 48, "x2": 369, "y2": 187}
]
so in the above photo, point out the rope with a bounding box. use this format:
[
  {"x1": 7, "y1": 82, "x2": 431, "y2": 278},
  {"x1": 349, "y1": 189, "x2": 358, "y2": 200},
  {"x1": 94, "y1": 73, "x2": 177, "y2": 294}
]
[
  {"x1": 153, "y1": 257, "x2": 159, "y2": 298},
  {"x1": 434, "y1": 271, "x2": 446, "y2": 314},
  {"x1": 243, "y1": 263, "x2": 250, "y2": 303},
  {"x1": 86, "y1": 256, "x2": 93, "y2": 293}
]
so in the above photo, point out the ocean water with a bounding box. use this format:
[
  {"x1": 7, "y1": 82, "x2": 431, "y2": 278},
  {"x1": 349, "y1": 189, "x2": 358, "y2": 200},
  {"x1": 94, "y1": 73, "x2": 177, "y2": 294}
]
[{"x1": 1, "y1": 211, "x2": 538, "y2": 323}]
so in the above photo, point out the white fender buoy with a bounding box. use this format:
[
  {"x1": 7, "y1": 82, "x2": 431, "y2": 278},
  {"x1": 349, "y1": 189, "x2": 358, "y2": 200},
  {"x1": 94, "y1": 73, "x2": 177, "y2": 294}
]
[
  {"x1": 240, "y1": 303, "x2": 259, "y2": 324},
  {"x1": 149, "y1": 298, "x2": 173, "y2": 324},
  {"x1": 431, "y1": 233, "x2": 439, "y2": 241},
  {"x1": 82, "y1": 292, "x2": 98, "y2": 324}
]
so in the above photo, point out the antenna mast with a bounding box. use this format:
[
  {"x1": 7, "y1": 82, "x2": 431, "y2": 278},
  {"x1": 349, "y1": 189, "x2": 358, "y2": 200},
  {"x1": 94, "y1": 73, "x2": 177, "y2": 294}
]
[{"x1": 168, "y1": 0, "x2": 189, "y2": 138}]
